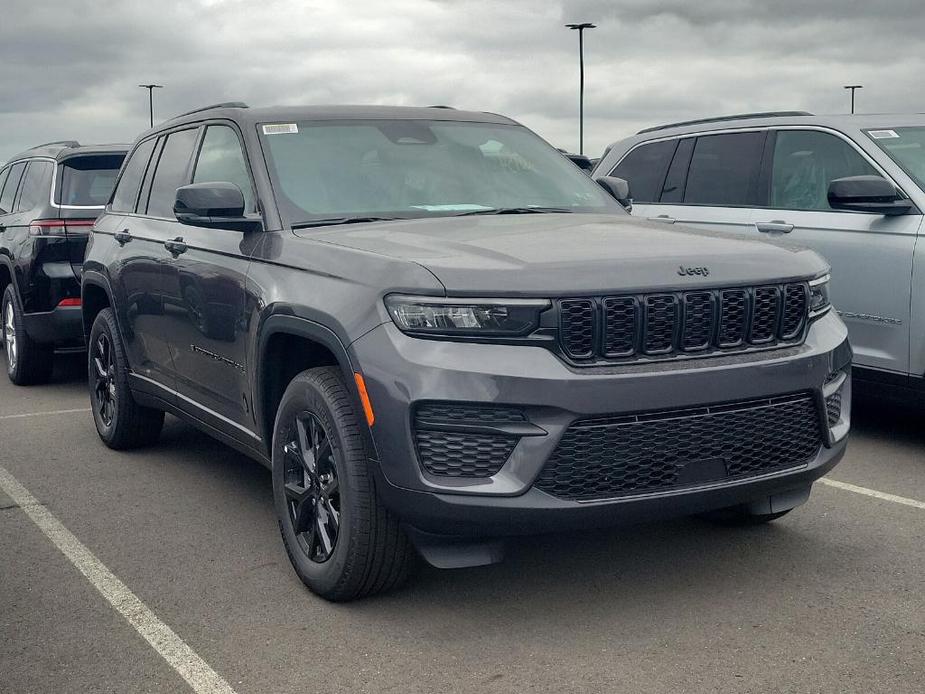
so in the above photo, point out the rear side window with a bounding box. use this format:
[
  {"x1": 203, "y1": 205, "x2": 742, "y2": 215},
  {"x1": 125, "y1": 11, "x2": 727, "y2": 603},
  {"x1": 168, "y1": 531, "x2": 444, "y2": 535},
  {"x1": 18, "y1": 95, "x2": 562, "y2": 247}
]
[
  {"x1": 771, "y1": 130, "x2": 879, "y2": 211},
  {"x1": 659, "y1": 137, "x2": 695, "y2": 203},
  {"x1": 192, "y1": 125, "x2": 255, "y2": 212},
  {"x1": 684, "y1": 132, "x2": 766, "y2": 206},
  {"x1": 57, "y1": 154, "x2": 125, "y2": 207},
  {"x1": 0, "y1": 162, "x2": 26, "y2": 215},
  {"x1": 111, "y1": 139, "x2": 156, "y2": 213},
  {"x1": 145, "y1": 129, "x2": 199, "y2": 218},
  {"x1": 17, "y1": 161, "x2": 54, "y2": 212},
  {"x1": 610, "y1": 139, "x2": 677, "y2": 203}
]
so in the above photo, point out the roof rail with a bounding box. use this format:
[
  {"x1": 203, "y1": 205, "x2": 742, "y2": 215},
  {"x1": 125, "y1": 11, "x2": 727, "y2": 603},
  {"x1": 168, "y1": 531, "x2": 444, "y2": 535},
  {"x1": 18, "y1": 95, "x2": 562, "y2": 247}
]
[
  {"x1": 637, "y1": 111, "x2": 814, "y2": 135},
  {"x1": 426, "y1": 105, "x2": 456, "y2": 109},
  {"x1": 167, "y1": 101, "x2": 249, "y2": 122},
  {"x1": 32, "y1": 140, "x2": 80, "y2": 149}
]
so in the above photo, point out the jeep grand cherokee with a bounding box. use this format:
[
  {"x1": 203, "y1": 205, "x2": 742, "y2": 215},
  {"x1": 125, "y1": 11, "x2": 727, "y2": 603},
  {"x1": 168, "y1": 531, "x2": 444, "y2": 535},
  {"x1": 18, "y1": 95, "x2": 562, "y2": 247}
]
[{"x1": 81, "y1": 103, "x2": 851, "y2": 601}]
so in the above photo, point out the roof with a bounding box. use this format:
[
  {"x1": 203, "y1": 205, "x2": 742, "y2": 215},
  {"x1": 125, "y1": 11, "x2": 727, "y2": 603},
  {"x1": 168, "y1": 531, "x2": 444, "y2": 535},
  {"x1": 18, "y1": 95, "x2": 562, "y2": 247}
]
[
  {"x1": 150, "y1": 102, "x2": 518, "y2": 136},
  {"x1": 619, "y1": 112, "x2": 925, "y2": 145},
  {"x1": 6, "y1": 141, "x2": 128, "y2": 164}
]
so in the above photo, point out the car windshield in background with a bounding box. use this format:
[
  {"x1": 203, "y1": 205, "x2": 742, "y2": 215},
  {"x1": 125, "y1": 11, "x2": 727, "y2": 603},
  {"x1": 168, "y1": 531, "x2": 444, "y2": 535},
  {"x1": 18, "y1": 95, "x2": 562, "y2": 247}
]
[
  {"x1": 56, "y1": 154, "x2": 125, "y2": 206},
  {"x1": 259, "y1": 119, "x2": 619, "y2": 226},
  {"x1": 866, "y1": 127, "x2": 925, "y2": 190}
]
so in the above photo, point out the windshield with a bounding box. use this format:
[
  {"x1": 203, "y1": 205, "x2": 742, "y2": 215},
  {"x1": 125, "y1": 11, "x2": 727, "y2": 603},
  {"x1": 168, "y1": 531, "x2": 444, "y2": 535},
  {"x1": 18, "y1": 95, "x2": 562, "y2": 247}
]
[
  {"x1": 258, "y1": 119, "x2": 619, "y2": 226},
  {"x1": 865, "y1": 127, "x2": 925, "y2": 190},
  {"x1": 56, "y1": 154, "x2": 125, "y2": 206}
]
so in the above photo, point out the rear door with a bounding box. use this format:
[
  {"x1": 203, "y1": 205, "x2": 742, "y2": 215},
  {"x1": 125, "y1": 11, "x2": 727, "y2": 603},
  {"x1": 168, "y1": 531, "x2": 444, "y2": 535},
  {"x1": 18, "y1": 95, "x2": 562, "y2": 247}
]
[
  {"x1": 615, "y1": 131, "x2": 767, "y2": 234},
  {"x1": 0, "y1": 162, "x2": 28, "y2": 281},
  {"x1": 756, "y1": 128, "x2": 921, "y2": 374}
]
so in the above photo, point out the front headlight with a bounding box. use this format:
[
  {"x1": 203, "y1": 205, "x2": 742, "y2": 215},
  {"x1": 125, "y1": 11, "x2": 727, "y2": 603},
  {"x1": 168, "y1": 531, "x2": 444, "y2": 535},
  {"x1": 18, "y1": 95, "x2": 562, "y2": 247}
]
[
  {"x1": 809, "y1": 274, "x2": 831, "y2": 317},
  {"x1": 385, "y1": 295, "x2": 549, "y2": 336}
]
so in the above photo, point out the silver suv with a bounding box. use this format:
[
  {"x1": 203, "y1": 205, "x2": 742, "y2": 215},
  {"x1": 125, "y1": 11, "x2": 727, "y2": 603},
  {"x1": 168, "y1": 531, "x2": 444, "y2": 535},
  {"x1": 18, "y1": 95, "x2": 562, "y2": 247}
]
[{"x1": 595, "y1": 112, "x2": 925, "y2": 400}]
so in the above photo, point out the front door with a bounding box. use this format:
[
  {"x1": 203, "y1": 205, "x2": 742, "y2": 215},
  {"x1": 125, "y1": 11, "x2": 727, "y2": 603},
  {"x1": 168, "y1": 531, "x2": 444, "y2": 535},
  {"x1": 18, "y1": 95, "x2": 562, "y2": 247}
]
[
  {"x1": 158, "y1": 123, "x2": 259, "y2": 438},
  {"x1": 755, "y1": 128, "x2": 922, "y2": 374}
]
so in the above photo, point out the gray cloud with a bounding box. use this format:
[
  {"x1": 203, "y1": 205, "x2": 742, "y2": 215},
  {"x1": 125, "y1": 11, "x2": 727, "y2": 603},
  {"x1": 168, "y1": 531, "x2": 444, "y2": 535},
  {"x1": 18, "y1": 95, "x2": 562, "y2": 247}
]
[{"x1": 2, "y1": 0, "x2": 924, "y2": 163}]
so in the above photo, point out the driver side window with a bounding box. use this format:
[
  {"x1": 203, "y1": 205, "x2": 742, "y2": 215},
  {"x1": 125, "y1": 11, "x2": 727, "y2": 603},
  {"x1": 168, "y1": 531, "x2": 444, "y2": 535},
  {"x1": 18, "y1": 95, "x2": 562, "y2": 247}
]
[
  {"x1": 192, "y1": 125, "x2": 255, "y2": 212},
  {"x1": 771, "y1": 130, "x2": 879, "y2": 211}
]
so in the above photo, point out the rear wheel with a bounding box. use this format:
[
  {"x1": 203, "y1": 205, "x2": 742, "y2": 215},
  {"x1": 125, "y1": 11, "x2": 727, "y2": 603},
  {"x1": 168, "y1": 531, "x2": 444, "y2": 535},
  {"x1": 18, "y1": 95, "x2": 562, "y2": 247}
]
[
  {"x1": 272, "y1": 367, "x2": 415, "y2": 601},
  {"x1": 2, "y1": 285, "x2": 53, "y2": 385},
  {"x1": 88, "y1": 308, "x2": 164, "y2": 449}
]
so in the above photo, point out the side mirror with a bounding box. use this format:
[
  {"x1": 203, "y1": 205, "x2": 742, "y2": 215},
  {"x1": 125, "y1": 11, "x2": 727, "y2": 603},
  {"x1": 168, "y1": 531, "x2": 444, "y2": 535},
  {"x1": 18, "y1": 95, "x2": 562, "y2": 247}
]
[
  {"x1": 595, "y1": 175, "x2": 632, "y2": 210},
  {"x1": 827, "y1": 175, "x2": 914, "y2": 216},
  {"x1": 174, "y1": 182, "x2": 262, "y2": 232}
]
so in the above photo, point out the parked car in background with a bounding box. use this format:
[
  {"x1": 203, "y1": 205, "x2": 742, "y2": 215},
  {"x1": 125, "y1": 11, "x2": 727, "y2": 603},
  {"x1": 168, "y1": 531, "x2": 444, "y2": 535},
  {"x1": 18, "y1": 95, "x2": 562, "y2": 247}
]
[
  {"x1": 83, "y1": 103, "x2": 850, "y2": 601},
  {"x1": 0, "y1": 141, "x2": 126, "y2": 384},
  {"x1": 595, "y1": 112, "x2": 925, "y2": 402}
]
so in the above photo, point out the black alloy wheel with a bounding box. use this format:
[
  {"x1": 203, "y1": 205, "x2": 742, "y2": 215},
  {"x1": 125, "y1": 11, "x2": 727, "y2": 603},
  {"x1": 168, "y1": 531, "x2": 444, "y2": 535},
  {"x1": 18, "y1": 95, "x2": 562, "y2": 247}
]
[
  {"x1": 92, "y1": 331, "x2": 116, "y2": 427},
  {"x1": 283, "y1": 412, "x2": 341, "y2": 563}
]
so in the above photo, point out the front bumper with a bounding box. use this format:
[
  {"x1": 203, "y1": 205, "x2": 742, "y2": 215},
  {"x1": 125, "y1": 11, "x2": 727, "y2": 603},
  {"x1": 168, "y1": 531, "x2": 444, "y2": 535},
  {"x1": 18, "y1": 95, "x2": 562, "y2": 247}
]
[{"x1": 349, "y1": 310, "x2": 851, "y2": 537}]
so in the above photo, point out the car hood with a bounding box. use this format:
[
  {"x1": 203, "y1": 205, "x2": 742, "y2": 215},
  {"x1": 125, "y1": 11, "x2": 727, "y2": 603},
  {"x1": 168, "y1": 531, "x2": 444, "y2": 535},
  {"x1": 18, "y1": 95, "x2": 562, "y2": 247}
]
[{"x1": 297, "y1": 213, "x2": 828, "y2": 295}]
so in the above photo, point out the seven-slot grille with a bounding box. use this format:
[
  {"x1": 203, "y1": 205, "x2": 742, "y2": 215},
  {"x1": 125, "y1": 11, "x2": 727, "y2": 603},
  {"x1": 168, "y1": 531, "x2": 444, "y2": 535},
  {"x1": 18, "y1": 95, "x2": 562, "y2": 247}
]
[{"x1": 558, "y1": 283, "x2": 809, "y2": 362}]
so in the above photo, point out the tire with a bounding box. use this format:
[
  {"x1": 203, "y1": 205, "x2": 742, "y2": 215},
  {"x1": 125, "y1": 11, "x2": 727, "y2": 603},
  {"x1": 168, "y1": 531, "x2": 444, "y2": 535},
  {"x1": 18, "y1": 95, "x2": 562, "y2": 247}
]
[
  {"x1": 272, "y1": 366, "x2": 415, "y2": 601},
  {"x1": 699, "y1": 506, "x2": 792, "y2": 526},
  {"x1": 88, "y1": 308, "x2": 164, "y2": 449},
  {"x1": 2, "y1": 285, "x2": 53, "y2": 386}
]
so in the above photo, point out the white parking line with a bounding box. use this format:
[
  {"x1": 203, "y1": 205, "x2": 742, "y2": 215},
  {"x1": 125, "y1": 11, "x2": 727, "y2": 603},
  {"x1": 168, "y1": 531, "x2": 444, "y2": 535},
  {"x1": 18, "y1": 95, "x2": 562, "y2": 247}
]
[
  {"x1": 0, "y1": 465, "x2": 238, "y2": 694},
  {"x1": 820, "y1": 477, "x2": 925, "y2": 511},
  {"x1": 0, "y1": 407, "x2": 91, "y2": 420}
]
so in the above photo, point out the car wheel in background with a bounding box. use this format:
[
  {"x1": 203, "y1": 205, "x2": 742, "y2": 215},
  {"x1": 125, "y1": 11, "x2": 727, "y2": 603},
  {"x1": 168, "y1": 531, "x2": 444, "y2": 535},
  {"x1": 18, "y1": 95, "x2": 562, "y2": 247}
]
[
  {"x1": 88, "y1": 308, "x2": 164, "y2": 449},
  {"x1": 2, "y1": 284, "x2": 53, "y2": 386}
]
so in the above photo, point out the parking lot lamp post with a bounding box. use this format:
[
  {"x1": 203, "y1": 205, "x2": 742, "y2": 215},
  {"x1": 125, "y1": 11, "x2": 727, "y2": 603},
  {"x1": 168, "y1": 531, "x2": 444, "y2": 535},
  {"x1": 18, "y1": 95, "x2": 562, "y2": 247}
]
[
  {"x1": 566, "y1": 22, "x2": 596, "y2": 155},
  {"x1": 138, "y1": 84, "x2": 163, "y2": 127},
  {"x1": 844, "y1": 85, "x2": 863, "y2": 115}
]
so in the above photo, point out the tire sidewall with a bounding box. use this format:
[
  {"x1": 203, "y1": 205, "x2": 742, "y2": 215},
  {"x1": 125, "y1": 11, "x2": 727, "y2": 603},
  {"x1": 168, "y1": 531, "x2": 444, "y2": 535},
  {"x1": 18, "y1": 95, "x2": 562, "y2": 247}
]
[{"x1": 272, "y1": 374, "x2": 358, "y2": 595}]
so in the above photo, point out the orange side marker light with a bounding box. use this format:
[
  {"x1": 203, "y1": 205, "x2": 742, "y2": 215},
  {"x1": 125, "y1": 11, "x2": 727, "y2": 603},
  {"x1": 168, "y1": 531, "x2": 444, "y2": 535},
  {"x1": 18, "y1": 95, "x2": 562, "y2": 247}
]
[{"x1": 353, "y1": 372, "x2": 375, "y2": 426}]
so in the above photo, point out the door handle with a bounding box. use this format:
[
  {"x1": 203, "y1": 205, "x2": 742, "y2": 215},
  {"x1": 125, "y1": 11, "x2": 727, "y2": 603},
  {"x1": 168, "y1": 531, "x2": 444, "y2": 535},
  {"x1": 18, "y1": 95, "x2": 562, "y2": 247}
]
[
  {"x1": 164, "y1": 237, "x2": 188, "y2": 255},
  {"x1": 755, "y1": 220, "x2": 794, "y2": 234},
  {"x1": 648, "y1": 215, "x2": 676, "y2": 224},
  {"x1": 114, "y1": 229, "x2": 132, "y2": 245}
]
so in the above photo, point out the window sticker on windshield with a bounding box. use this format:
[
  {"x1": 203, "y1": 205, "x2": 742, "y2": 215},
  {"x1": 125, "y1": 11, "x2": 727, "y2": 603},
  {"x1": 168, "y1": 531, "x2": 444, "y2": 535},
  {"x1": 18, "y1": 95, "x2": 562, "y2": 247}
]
[
  {"x1": 263, "y1": 123, "x2": 299, "y2": 135},
  {"x1": 868, "y1": 129, "x2": 899, "y2": 139}
]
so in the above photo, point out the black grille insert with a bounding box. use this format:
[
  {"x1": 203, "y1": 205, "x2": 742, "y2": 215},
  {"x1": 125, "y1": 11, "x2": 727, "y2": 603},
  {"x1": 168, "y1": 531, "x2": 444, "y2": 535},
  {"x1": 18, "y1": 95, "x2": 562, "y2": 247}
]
[
  {"x1": 535, "y1": 393, "x2": 823, "y2": 501},
  {"x1": 557, "y1": 282, "x2": 809, "y2": 363},
  {"x1": 413, "y1": 403, "x2": 524, "y2": 478}
]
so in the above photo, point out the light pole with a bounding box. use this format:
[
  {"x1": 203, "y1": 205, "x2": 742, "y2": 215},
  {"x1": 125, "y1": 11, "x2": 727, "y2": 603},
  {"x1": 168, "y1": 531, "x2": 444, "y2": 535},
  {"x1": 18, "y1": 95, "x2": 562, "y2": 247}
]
[
  {"x1": 565, "y1": 22, "x2": 596, "y2": 155},
  {"x1": 138, "y1": 84, "x2": 163, "y2": 127},
  {"x1": 844, "y1": 85, "x2": 863, "y2": 115}
]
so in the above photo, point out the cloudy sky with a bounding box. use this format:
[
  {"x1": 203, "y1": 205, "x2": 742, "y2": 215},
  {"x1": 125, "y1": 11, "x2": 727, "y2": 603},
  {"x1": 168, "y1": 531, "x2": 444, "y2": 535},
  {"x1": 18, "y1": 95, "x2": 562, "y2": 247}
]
[{"x1": 1, "y1": 0, "x2": 923, "y2": 163}]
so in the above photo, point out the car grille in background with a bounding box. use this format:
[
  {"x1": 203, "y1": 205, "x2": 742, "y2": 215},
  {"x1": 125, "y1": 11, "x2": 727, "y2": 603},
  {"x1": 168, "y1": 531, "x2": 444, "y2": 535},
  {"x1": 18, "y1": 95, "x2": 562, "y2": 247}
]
[
  {"x1": 413, "y1": 403, "x2": 525, "y2": 478},
  {"x1": 558, "y1": 283, "x2": 809, "y2": 363},
  {"x1": 535, "y1": 393, "x2": 823, "y2": 501}
]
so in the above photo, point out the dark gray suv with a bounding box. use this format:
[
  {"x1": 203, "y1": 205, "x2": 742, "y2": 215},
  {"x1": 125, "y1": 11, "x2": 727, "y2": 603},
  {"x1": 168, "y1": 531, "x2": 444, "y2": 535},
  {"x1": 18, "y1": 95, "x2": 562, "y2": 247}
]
[{"x1": 82, "y1": 103, "x2": 851, "y2": 601}]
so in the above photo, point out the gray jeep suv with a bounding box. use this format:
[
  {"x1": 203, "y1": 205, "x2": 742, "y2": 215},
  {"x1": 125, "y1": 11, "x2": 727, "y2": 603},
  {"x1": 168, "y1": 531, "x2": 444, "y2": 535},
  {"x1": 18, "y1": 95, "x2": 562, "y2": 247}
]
[
  {"x1": 82, "y1": 103, "x2": 851, "y2": 601},
  {"x1": 596, "y1": 111, "x2": 925, "y2": 403}
]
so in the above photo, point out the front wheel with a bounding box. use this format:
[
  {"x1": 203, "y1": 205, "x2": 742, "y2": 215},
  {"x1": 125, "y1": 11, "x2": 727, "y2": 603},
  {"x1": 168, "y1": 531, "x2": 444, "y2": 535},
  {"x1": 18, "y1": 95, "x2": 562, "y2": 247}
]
[
  {"x1": 88, "y1": 308, "x2": 164, "y2": 449},
  {"x1": 2, "y1": 285, "x2": 53, "y2": 385},
  {"x1": 272, "y1": 367, "x2": 415, "y2": 601}
]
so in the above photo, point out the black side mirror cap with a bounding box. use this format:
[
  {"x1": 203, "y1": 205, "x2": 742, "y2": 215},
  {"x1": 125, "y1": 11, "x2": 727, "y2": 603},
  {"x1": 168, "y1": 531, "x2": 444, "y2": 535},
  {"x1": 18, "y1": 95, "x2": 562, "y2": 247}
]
[
  {"x1": 174, "y1": 182, "x2": 262, "y2": 232},
  {"x1": 595, "y1": 175, "x2": 632, "y2": 210},
  {"x1": 827, "y1": 175, "x2": 915, "y2": 216},
  {"x1": 564, "y1": 152, "x2": 594, "y2": 173}
]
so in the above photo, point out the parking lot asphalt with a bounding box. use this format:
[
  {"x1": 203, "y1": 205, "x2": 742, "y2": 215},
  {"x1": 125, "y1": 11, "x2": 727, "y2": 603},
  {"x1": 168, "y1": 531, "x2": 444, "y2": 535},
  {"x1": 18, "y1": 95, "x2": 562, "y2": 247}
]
[{"x1": 1, "y1": 356, "x2": 923, "y2": 694}]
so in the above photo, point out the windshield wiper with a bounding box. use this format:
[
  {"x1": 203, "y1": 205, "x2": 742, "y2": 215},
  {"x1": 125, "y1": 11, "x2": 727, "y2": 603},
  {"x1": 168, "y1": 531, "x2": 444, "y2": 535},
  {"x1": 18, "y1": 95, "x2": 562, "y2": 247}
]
[
  {"x1": 452, "y1": 206, "x2": 574, "y2": 217},
  {"x1": 291, "y1": 216, "x2": 400, "y2": 229}
]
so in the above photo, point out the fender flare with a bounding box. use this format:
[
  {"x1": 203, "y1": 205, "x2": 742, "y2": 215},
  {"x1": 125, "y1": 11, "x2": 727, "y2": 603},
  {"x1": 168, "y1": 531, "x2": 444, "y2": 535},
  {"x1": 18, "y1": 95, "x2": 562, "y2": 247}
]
[
  {"x1": 254, "y1": 313, "x2": 369, "y2": 448},
  {"x1": 80, "y1": 270, "x2": 117, "y2": 339}
]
